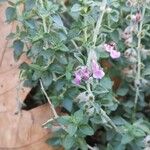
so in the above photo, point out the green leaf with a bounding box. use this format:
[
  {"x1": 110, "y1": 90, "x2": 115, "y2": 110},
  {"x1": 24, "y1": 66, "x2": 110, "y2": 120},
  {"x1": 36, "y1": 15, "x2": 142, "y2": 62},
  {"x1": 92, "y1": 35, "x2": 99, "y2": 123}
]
[
  {"x1": 142, "y1": 67, "x2": 150, "y2": 76},
  {"x1": 71, "y1": 4, "x2": 81, "y2": 12},
  {"x1": 62, "y1": 97, "x2": 73, "y2": 112},
  {"x1": 46, "y1": 137, "x2": 61, "y2": 146},
  {"x1": 90, "y1": 116, "x2": 102, "y2": 124},
  {"x1": 100, "y1": 77, "x2": 113, "y2": 90},
  {"x1": 52, "y1": 15, "x2": 65, "y2": 29},
  {"x1": 99, "y1": 51, "x2": 109, "y2": 58},
  {"x1": 109, "y1": 9, "x2": 119, "y2": 22},
  {"x1": 13, "y1": 40, "x2": 24, "y2": 60},
  {"x1": 79, "y1": 125, "x2": 94, "y2": 136},
  {"x1": 74, "y1": 110, "x2": 83, "y2": 124},
  {"x1": 65, "y1": 71, "x2": 72, "y2": 80},
  {"x1": 25, "y1": 0, "x2": 36, "y2": 11},
  {"x1": 50, "y1": 64, "x2": 65, "y2": 74},
  {"x1": 63, "y1": 135, "x2": 75, "y2": 150},
  {"x1": 57, "y1": 54, "x2": 68, "y2": 65},
  {"x1": 110, "y1": 30, "x2": 120, "y2": 43},
  {"x1": 66, "y1": 124, "x2": 77, "y2": 136},
  {"x1": 55, "y1": 80, "x2": 65, "y2": 92},
  {"x1": 74, "y1": 53, "x2": 84, "y2": 65},
  {"x1": 133, "y1": 128, "x2": 146, "y2": 137},
  {"x1": 32, "y1": 70, "x2": 42, "y2": 81},
  {"x1": 25, "y1": 20, "x2": 36, "y2": 30},
  {"x1": 57, "y1": 116, "x2": 70, "y2": 125},
  {"x1": 41, "y1": 73, "x2": 53, "y2": 89},
  {"x1": 78, "y1": 138, "x2": 88, "y2": 150},
  {"x1": 5, "y1": 7, "x2": 16, "y2": 22},
  {"x1": 117, "y1": 88, "x2": 128, "y2": 96},
  {"x1": 121, "y1": 134, "x2": 134, "y2": 144},
  {"x1": 112, "y1": 116, "x2": 127, "y2": 125},
  {"x1": 106, "y1": 130, "x2": 116, "y2": 141},
  {"x1": 66, "y1": 61, "x2": 74, "y2": 80},
  {"x1": 58, "y1": 43, "x2": 69, "y2": 52},
  {"x1": 106, "y1": 144, "x2": 114, "y2": 150},
  {"x1": 30, "y1": 41, "x2": 43, "y2": 56},
  {"x1": 111, "y1": 1, "x2": 120, "y2": 8},
  {"x1": 134, "y1": 121, "x2": 150, "y2": 134},
  {"x1": 29, "y1": 64, "x2": 46, "y2": 71}
]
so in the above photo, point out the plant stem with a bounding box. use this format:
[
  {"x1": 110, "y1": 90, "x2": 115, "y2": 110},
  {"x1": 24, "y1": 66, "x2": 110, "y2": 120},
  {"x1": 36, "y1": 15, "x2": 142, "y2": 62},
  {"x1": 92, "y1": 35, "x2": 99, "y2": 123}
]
[
  {"x1": 93, "y1": 0, "x2": 107, "y2": 47},
  {"x1": 87, "y1": 82, "x2": 91, "y2": 92},
  {"x1": 40, "y1": 79, "x2": 58, "y2": 118},
  {"x1": 133, "y1": 6, "x2": 146, "y2": 121},
  {"x1": 39, "y1": 0, "x2": 44, "y2": 8},
  {"x1": 40, "y1": 81, "x2": 67, "y2": 130},
  {"x1": 100, "y1": 108, "x2": 120, "y2": 133},
  {"x1": 42, "y1": 17, "x2": 47, "y2": 33},
  {"x1": 39, "y1": 0, "x2": 47, "y2": 33},
  {"x1": 40, "y1": 80, "x2": 66, "y2": 131},
  {"x1": 84, "y1": 15, "x2": 88, "y2": 42}
]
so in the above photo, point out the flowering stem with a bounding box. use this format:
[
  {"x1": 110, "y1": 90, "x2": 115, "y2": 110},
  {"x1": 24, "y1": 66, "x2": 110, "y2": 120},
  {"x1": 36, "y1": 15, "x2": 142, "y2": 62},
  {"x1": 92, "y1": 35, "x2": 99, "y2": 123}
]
[
  {"x1": 133, "y1": 6, "x2": 146, "y2": 121},
  {"x1": 93, "y1": 0, "x2": 107, "y2": 47}
]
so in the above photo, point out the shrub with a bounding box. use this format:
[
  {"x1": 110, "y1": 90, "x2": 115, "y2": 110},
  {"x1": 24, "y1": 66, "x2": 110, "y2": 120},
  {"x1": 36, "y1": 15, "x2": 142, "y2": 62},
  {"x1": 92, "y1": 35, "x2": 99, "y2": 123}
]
[{"x1": 5, "y1": 0, "x2": 150, "y2": 149}]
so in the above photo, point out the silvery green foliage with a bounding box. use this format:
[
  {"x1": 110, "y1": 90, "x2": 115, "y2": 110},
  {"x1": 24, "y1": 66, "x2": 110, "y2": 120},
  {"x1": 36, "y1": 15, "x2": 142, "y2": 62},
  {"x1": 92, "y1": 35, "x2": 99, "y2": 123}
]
[{"x1": 5, "y1": 0, "x2": 150, "y2": 149}]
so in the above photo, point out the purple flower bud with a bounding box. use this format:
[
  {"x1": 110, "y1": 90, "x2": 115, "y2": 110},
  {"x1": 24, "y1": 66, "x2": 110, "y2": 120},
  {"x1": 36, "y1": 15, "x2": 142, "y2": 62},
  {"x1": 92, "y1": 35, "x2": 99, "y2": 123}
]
[
  {"x1": 91, "y1": 60, "x2": 105, "y2": 79},
  {"x1": 110, "y1": 49, "x2": 121, "y2": 59}
]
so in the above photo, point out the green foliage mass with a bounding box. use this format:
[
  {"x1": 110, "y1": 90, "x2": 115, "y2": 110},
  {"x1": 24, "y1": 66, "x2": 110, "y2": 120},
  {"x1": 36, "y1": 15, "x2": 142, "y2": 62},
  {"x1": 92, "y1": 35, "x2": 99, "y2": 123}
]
[{"x1": 5, "y1": 0, "x2": 150, "y2": 149}]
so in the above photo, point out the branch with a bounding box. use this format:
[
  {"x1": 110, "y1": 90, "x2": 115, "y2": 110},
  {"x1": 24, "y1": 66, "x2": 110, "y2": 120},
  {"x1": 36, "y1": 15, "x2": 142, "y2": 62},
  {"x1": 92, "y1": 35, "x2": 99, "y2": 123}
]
[
  {"x1": 100, "y1": 108, "x2": 120, "y2": 133},
  {"x1": 40, "y1": 79, "x2": 58, "y2": 118}
]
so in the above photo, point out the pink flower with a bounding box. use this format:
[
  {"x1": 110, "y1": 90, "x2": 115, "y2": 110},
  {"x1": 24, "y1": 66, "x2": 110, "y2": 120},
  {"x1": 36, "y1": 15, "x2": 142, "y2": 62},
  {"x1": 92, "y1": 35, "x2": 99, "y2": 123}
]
[
  {"x1": 81, "y1": 67, "x2": 91, "y2": 80},
  {"x1": 104, "y1": 42, "x2": 121, "y2": 59},
  {"x1": 110, "y1": 49, "x2": 121, "y2": 59},
  {"x1": 104, "y1": 44, "x2": 114, "y2": 52},
  {"x1": 74, "y1": 73, "x2": 82, "y2": 85},
  {"x1": 73, "y1": 66, "x2": 90, "y2": 85},
  {"x1": 73, "y1": 60, "x2": 105, "y2": 85},
  {"x1": 91, "y1": 60, "x2": 105, "y2": 79}
]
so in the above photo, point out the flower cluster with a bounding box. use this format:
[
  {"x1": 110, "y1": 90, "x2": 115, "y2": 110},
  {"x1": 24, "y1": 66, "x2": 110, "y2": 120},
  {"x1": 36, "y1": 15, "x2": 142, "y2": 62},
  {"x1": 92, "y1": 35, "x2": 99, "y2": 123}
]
[
  {"x1": 74, "y1": 60, "x2": 105, "y2": 85},
  {"x1": 104, "y1": 42, "x2": 121, "y2": 59}
]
